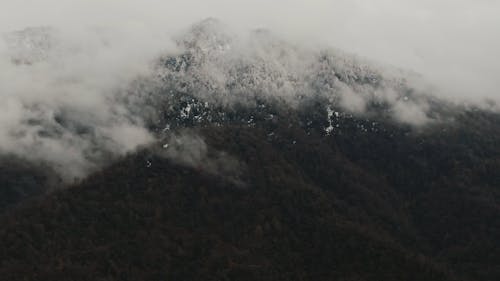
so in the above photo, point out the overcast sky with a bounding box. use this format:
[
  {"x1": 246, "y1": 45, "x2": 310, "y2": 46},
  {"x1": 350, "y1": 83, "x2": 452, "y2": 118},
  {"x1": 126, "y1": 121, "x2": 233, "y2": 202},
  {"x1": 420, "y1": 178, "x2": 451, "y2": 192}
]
[{"x1": 1, "y1": 0, "x2": 498, "y2": 99}]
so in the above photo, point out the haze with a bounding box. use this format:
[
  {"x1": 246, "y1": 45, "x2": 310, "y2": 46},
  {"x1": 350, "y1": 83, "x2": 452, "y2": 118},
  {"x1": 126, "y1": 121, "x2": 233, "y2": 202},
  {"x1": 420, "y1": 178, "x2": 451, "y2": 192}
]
[
  {"x1": 0, "y1": 0, "x2": 498, "y2": 179},
  {"x1": 1, "y1": 0, "x2": 499, "y2": 99}
]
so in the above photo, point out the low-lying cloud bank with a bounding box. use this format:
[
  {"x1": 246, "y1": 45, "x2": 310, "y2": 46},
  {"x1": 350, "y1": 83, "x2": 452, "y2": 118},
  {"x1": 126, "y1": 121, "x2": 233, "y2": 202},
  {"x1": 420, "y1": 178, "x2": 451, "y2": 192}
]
[
  {"x1": 0, "y1": 1, "x2": 498, "y2": 180},
  {"x1": 2, "y1": 0, "x2": 498, "y2": 99},
  {"x1": 0, "y1": 26, "x2": 165, "y2": 179},
  {"x1": 159, "y1": 130, "x2": 244, "y2": 185}
]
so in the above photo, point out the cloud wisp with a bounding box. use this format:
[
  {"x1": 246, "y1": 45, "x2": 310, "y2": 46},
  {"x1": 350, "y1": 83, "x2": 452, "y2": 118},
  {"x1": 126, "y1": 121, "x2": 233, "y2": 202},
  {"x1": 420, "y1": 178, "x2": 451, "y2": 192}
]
[{"x1": 0, "y1": 1, "x2": 498, "y2": 179}]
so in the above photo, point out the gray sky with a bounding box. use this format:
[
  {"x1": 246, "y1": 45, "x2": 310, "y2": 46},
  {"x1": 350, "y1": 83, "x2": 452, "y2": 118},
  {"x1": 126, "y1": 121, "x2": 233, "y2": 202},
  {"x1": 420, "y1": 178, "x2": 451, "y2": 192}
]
[{"x1": 1, "y1": 0, "x2": 498, "y2": 99}]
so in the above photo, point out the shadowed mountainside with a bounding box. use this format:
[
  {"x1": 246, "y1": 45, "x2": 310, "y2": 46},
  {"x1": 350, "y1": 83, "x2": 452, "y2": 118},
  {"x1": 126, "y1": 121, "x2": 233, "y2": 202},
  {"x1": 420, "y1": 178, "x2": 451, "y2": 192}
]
[
  {"x1": 1, "y1": 105, "x2": 499, "y2": 281},
  {"x1": 1, "y1": 19, "x2": 499, "y2": 281}
]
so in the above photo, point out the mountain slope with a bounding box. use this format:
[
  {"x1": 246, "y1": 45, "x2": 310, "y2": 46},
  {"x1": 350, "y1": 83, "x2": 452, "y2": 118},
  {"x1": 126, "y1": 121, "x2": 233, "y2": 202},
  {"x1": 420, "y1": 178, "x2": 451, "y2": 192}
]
[
  {"x1": 1, "y1": 107, "x2": 499, "y2": 280},
  {"x1": 1, "y1": 20, "x2": 499, "y2": 281},
  {"x1": 0, "y1": 127, "x2": 452, "y2": 281}
]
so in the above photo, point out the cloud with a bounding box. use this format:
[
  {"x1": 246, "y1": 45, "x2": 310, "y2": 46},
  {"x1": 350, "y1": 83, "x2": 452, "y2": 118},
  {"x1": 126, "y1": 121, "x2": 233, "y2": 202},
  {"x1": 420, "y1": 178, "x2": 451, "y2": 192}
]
[
  {"x1": 0, "y1": 26, "x2": 164, "y2": 180},
  {"x1": 0, "y1": 0, "x2": 498, "y2": 179},
  {"x1": 160, "y1": 130, "x2": 244, "y2": 185},
  {"x1": 1, "y1": 1, "x2": 499, "y2": 100}
]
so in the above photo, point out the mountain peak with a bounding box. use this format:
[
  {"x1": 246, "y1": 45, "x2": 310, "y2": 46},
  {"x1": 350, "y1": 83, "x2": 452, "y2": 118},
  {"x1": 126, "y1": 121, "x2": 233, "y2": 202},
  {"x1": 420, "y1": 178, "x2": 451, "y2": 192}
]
[{"x1": 180, "y1": 18, "x2": 234, "y2": 53}]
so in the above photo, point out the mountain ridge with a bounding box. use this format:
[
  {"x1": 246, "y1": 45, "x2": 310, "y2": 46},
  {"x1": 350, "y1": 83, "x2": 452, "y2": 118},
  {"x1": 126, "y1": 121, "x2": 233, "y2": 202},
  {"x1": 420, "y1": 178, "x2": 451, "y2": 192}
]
[{"x1": 0, "y1": 19, "x2": 499, "y2": 281}]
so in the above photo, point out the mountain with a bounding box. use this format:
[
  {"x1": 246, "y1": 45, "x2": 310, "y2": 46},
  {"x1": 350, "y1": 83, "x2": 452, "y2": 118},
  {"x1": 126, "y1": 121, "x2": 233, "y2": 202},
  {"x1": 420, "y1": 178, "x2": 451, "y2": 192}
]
[{"x1": 0, "y1": 20, "x2": 499, "y2": 281}]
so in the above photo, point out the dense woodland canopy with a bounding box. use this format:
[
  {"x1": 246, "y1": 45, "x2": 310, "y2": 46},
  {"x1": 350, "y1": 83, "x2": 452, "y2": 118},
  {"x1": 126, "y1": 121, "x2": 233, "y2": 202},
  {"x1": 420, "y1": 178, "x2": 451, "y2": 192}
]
[
  {"x1": 0, "y1": 100, "x2": 499, "y2": 281},
  {"x1": 1, "y1": 20, "x2": 499, "y2": 280}
]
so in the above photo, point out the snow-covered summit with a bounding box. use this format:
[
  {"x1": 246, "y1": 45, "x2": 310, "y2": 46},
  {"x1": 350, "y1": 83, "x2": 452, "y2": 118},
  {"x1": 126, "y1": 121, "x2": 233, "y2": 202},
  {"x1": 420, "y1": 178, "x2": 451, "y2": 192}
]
[{"x1": 146, "y1": 19, "x2": 439, "y2": 128}]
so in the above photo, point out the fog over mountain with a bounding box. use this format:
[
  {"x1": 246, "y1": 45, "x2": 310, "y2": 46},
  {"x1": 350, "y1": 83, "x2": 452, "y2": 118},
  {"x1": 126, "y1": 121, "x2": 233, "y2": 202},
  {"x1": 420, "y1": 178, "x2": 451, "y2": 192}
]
[
  {"x1": 1, "y1": 2, "x2": 500, "y2": 281},
  {"x1": 2, "y1": 0, "x2": 499, "y2": 97},
  {"x1": 0, "y1": 1, "x2": 498, "y2": 178}
]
